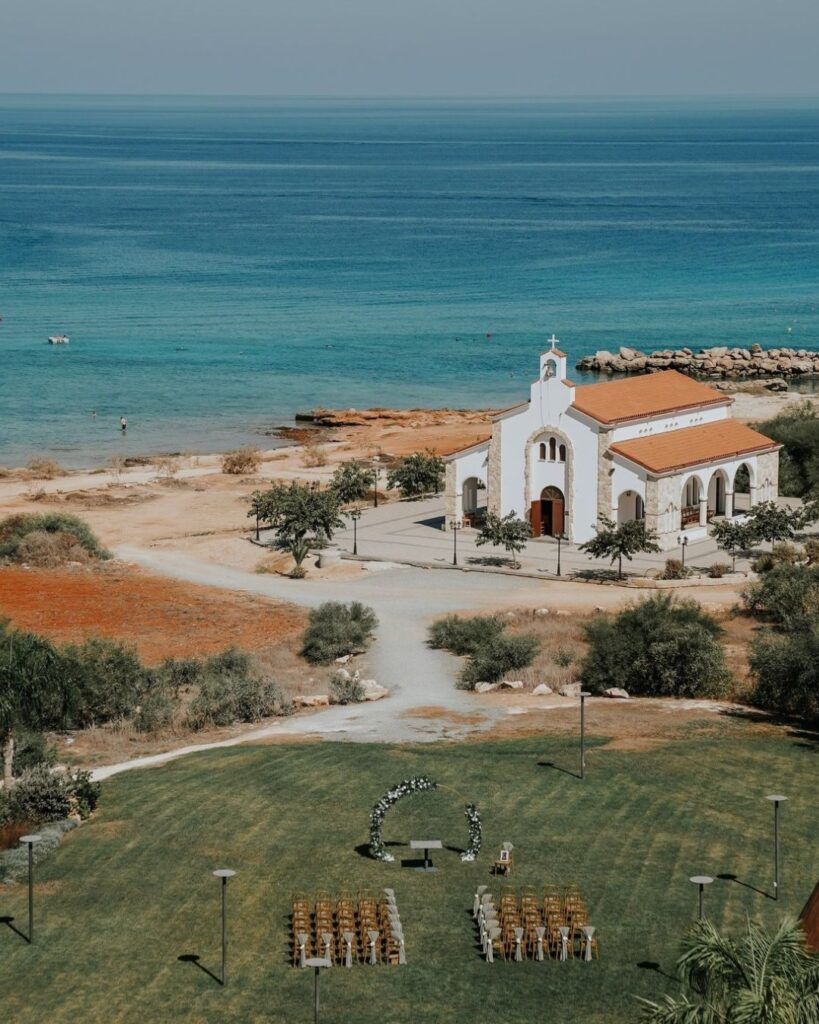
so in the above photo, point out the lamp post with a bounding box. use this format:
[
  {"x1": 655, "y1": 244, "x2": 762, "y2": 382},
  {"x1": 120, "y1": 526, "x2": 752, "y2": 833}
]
[
  {"x1": 19, "y1": 834, "x2": 42, "y2": 944},
  {"x1": 305, "y1": 956, "x2": 330, "y2": 1024},
  {"x1": 766, "y1": 794, "x2": 787, "y2": 901},
  {"x1": 255, "y1": 513, "x2": 260, "y2": 542},
  {"x1": 371, "y1": 463, "x2": 380, "y2": 508},
  {"x1": 349, "y1": 508, "x2": 362, "y2": 556},
  {"x1": 213, "y1": 869, "x2": 236, "y2": 985},
  {"x1": 689, "y1": 876, "x2": 714, "y2": 920},
  {"x1": 580, "y1": 691, "x2": 591, "y2": 779},
  {"x1": 556, "y1": 532, "x2": 564, "y2": 577},
  {"x1": 452, "y1": 521, "x2": 461, "y2": 566},
  {"x1": 678, "y1": 534, "x2": 688, "y2": 569}
]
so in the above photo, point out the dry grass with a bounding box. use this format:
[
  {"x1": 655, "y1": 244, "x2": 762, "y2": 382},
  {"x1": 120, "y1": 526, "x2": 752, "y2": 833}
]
[
  {"x1": 221, "y1": 447, "x2": 262, "y2": 475},
  {"x1": 500, "y1": 608, "x2": 590, "y2": 690},
  {"x1": 25, "y1": 457, "x2": 66, "y2": 480},
  {"x1": 301, "y1": 439, "x2": 328, "y2": 467}
]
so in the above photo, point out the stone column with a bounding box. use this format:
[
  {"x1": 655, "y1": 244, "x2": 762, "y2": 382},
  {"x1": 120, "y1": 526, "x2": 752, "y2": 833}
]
[
  {"x1": 724, "y1": 490, "x2": 734, "y2": 518},
  {"x1": 444, "y1": 462, "x2": 461, "y2": 530},
  {"x1": 596, "y1": 429, "x2": 614, "y2": 521},
  {"x1": 698, "y1": 496, "x2": 708, "y2": 527},
  {"x1": 487, "y1": 429, "x2": 502, "y2": 516}
]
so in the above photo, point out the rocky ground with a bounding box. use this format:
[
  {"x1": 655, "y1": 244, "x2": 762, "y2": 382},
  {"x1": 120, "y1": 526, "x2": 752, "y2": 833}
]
[{"x1": 576, "y1": 343, "x2": 819, "y2": 381}]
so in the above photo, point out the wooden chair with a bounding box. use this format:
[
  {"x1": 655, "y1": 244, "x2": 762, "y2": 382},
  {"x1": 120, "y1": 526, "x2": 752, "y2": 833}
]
[{"x1": 494, "y1": 842, "x2": 515, "y2": 876}]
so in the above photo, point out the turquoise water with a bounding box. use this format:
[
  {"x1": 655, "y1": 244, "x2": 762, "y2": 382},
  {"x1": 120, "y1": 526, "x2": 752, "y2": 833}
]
[{"x1": 1, "y1": 95, "x2": 818, "y2": 467}]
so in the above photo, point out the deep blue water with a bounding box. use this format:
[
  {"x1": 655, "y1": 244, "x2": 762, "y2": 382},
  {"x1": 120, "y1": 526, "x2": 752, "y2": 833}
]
[{"x1": 1, "y1": 96, "x2": 818, "y2": 467}]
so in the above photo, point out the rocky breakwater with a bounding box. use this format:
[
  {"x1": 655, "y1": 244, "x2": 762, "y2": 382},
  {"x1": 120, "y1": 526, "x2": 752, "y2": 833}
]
[{"x1": 576, "y1": 344, "x2": 819, "y2": 382}]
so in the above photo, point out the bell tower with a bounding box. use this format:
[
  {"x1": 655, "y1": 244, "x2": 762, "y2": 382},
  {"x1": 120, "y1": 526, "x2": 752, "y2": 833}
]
[{"x1": 539, "y1": 334, "x2": 567, "y2": 383}]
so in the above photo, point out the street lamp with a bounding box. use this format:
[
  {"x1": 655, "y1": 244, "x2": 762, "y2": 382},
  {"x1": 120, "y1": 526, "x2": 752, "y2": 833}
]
[
  {"x1": 677, "y1": 534, "x2": 689, "y2": 569},
  {"x1": 349, "y1": 508, "x2": 362, "y2": 556},
  {"x1": 766, "y1": 794, "x2": 787, "y2": 901},
  {"x1": 580, "y1": 691, "x2": 591, "y2": 779},
  {"x1": 213, "y1": 869, "x2": 236, "y2": 985},
  {"x1": 452, "y1": 522, "x2": 462, "y2": 566},
  {"x1": 305, "y1": 956, "x2": 330, "y2": 1024},
  {"x1": 371, "y1": 463, "x2": 380, "y2": 508},
  {"x1": 556, "y1": 531, "x2": 564, "y2": 577},
  {"x1": 689, "y1": 875, "x2": 714, "y2": 920},
  {"x1": 19, "y1": 834, "x2": 42, "y2": 944}
]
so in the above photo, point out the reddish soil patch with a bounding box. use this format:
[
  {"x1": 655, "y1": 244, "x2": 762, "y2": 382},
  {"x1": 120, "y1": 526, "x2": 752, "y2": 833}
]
[{"x1": 0, "y1": 565, "x2": 307, "y2": 664}]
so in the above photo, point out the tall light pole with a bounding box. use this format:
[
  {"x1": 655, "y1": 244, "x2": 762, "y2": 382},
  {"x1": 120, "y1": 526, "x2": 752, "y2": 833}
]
[
  {"x1": 580, "y1": 691, "x2": 591, "y2": 779},
  {"x1": 556, "y1": 532, "x2": 564, "y2": 577},
  {"x1": 213, "y1": 869, "x2": 236, "y2": 985},
  {"x1": 766, "y1": 794, "x2": 787, "y2": 900},
  {"x1": 349, "y1": 508, "x2": 362, "y2": 556},
  {"x1": 689, "y1": 876, "x2": 714, "y2": 920},
  {"x1": 305, "y1": 957, "x2": 329, "y2": 1024},
  {"x1": 20, "y1": 834, "x2": 42, "y2": 944},
  {"x1": 371, "y1": 463, "x2": 380, "y2": 508},
  {"x1": 678, "y1": 534, "x2": 688, "y2": 569},
  {"x1": 452, "y1": 522, "x2": 461, "y2": 566}
]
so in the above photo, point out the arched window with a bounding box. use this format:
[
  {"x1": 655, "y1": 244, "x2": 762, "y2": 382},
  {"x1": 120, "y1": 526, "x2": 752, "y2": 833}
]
[
  {"x1": 538, "y1": 442, "x2": 546, "y2": 461},
  {"x1": 635, "y1": 495, "x2": 644, "y2": 520},
  {"x1": 549, "y1": 438, "x2": 556, "y2": 461},
  {"x1": 558, "y1": 443, "x2": 566, "y2": 463}
]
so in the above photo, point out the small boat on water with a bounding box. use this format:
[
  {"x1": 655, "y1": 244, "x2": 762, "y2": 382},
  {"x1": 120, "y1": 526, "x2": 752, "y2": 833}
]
[{"x1": 48, "y1": 334, "x2": 70, "y2": 345}]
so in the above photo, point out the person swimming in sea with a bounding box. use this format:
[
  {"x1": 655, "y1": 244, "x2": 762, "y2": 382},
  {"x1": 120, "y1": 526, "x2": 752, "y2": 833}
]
[{"x1": 119, "y1": 415, "x2": 127, "y2": 432}]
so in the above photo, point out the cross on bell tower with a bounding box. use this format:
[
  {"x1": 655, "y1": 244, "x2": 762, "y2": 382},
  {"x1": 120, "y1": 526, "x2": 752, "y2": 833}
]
[{"x1": 540, "y1": 333, "x2": 567, "y2": 382}]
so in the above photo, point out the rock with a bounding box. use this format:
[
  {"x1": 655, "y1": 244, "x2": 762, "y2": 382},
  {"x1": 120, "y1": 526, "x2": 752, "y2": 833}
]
[
  {"x1": 709, "y1": 346, "x2": 728, "y2": 358},
  {"x1": 555, "y1": 609, "x2": 570, "y2": 617},
  {"x1": 594, "y1": 350, "x2": 614, "y2": 363},
  {"x1": 559, "y1": 683, "x2": 583, "y2": 697},
  {"x1": 499, "y1": 679, "x2": 524, "y2": 689},
  {"x1": 294, "y1": 694, "x2": 330, "y2": 707},
  {"x1": 361, "y1": 685, "x2": 389, "y2": 701},
  {"x1": 532, "y1": 684, "x2": 553, "y2": 696},
  {"x1": 534, "y1": 607, "x2": 550, "y2": 616},
  {"x1": 334, "y1": 654, "x2": 352, "y2": 664},
  {"x1": 475, "y1": 682, "x2": 499, "y2": 693},
  {"x1": 619, "y1": 346, "x2": 638, "y2": 360},
  {"x1": 603, "y1": 687, "x2": 630, "y2": 699},
  {"x1": 764, "y1": 378, "x2": 788, "y2": 391},
  {"x1": 334, "y1": 668, "x2": 351, "y2": 681}
]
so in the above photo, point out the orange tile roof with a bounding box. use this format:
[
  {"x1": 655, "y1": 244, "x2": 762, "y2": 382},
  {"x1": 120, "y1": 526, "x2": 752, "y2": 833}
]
[
  {"x1": 441, "y1": 436, "x2": 491, "y2": 459},
  {"x1": 572, "y1": 370, "x2": 729, "y2": 424},
  {"x1": 609, "y1": 419, "x2": 779, "y2": 474}
]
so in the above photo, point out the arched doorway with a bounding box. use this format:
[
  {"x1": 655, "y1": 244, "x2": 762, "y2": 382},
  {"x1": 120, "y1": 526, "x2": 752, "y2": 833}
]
[
  {"x1": 708, "y1": 469, "x2": 729, "y2": 517},
  {"x1": 733, "y1": 463, "x2": 752, "y2": 512},
  {"x1": 617, "y1": 490, "x2": 645, "y2": 525},
  {"x1": 531, "y1": 486, "x2": 565, "y2": 537}
]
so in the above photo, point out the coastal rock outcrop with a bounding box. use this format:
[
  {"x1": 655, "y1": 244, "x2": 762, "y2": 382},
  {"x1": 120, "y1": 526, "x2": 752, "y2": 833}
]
[{"x1": 576, "y1": 345, "x2": 819, "y2": 381}]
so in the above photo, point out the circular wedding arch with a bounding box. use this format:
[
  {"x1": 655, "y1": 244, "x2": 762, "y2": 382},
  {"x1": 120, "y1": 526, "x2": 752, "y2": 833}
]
[{"x1": 368, "y1": 776, "x2": 482, "y2": 863}]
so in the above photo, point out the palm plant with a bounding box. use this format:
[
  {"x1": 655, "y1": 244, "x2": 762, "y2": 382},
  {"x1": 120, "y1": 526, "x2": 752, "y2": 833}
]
[{"x1": 639, "y1": 917, "x2": 819, "y2": 1024}]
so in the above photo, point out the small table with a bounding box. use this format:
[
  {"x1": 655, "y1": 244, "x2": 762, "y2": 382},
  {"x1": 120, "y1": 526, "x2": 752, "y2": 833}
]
[{"x1": 410, "y1": 839, "x2": 442, "y2": 872}]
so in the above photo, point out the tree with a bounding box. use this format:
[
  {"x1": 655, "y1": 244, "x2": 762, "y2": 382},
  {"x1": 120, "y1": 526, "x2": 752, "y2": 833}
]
[
  {"x1": 387, "y1": 451, "x2": 444, "y2": 499},
  {"x1": 288, "y1": 537, "x2": 310, "y2": 579},
  {"x1": 0, "y1": 624, "x2": 55, "y2": 788},
  {"x1": 579, "y1": 516, "x2": 660, "y2": 579},
  {"x1": 476, "y1": 511, "x2": 532, "y2": 568},
  {"x1": 638, "y1": 917, "x2": 819, "y2": 1024},
  {"x1": 581, "y1": 594, "x2": 731, "y2": 698},
  {"x1": 710, "y1": 518, "x2": 756, "y2": 572},
  {"x1": 749, "y1": 621, "x2": 819, "y2": 721},
  {"x1": 745, "y1": 500, "x2": 803, "y2": 547},
  {"x1": 248, "y1": 482, "x2": 343, "y2": 545},
  {"x1": 330, "y1": 460, "x2": 373, "y2": 504},
  {"x1": 758, "y1": 401, "x2": 819, "y2": 498}
]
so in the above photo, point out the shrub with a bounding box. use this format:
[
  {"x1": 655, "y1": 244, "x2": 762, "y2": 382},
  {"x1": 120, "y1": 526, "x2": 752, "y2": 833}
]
[
  {"x1": 7, "y1": 765, "x2": 72, "y2": 825},
  {"x1": 805, "y1": 538, "x2": 819, "y2": 565},
  {"x1": 741, "y1": 564, "x2": 819, "y2": 629},
  {"x1": 59, "y1": 637, "x2": 152, "y2": 727},
  {"x1": 428, "y1": 614, "x2": 506, "y2": 656},
  {"x1": 659, "y1": 558, "x2": 688, "y2": 580},
  {"x1": 16, "y1": 529, "x2": 93, "y2": 567},
  {"x1": 0, "y1": 512, "x2": 109, "y2": 563},
  {"x1": 134, "y1": 690, "x2": 179, "y2": 733},
  {"x1": 580, "y1": 594, "x2": 731, "y2": 698},
  {"x1": 302, "y1": 602, "x2": 378, "y2": 664},
  {"x1": 26, "y1": 457, "x2": 65, "y2": 479},
  {"x1": 186, "y1": 674, "x2": 288, "y2": 729},
  {"x1": 222, "y1": 447, "x2": 261, "y2": 475},
  {"x1": 554, "y1": 645, "x2": 576, "y2": 667},
  {"x1": 460, "y1": 633, "x2": 540, "y2": 689},
  {"x1": 749, "y1": 625, "x2": 819, "y2": 721},
  {"x1": 708, "y1": 562, "x2": 732, "y2": 579},
  {"x1": 387, "y1": 451, "x2": 445, "y2": 498},
  {"x1": 757, "y1": 401, "x2": 819, "y2": 498},
  {"x1": 330, "y1": 460, "x2": 373, "y2": 504},
  {"x1": 155, "y1": 657, "x2": 202, "y2": 694},
  {"x1": 67, "y1": 769, "x2": 100, "y2": 819},
  {"x1": 329, "y1": 672, "x2": 365, "y2": 705},
  {"x1": 752, "y1": 551, "x2": 777, "y2": 573},
  {"x1": 302, "y1": 439, "x2": 327, "y2": 468},
  {"x1": 8, "y1": 731, "x2": 57, "y2": 775}
]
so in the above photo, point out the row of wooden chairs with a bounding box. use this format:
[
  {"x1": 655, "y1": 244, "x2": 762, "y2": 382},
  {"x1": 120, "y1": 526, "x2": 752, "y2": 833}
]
[
  {"x1": 291, "y1": 889, "x2": 406, "y2": 967},
  {"x1": 474, "y1": 885, "x2": 599, "y2": 962}
]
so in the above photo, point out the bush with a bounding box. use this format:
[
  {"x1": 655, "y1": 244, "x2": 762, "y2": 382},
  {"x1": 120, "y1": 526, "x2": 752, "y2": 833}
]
[
  {"x1": 580, "y1": 594, "x2": 731, "y2": 698},
  {"x1": 26, "y1": 457, "x2": 65, "y2": 479},
  {"x1": 8, "y1": 731, "x2": 57, "y2": 775},
  {"x1": 757, "y1": 401, "x2": 819, "y2": 497},
  {"x1": 222, "y1": 447, "x2": 261, "y2": 475},
  {"x1": 749, "y1": 625, "x2": 819, "y2": 721},
  {"x1": 460, "y1": 633, "x2": 540, "y2": 689},
  {"x1": 155, "y1": 657, "x2": 202, "y2": 694},
  {"x1": 16, "y1": 529, "x2": 93, "y2": 567},
  {"x1": 0, "y1": 512, "x2": 109, "y2": 563},
  {"x1": 59, "y1": 637, "x2": 152, "y2": 727},
  {"x1": 185, "y1": 673, "x2": 289, "y2": 729},
  {"x1": 67, "y1": 769, "x2": 100, "y2": 819},
  {"x1": 708, "y1": 562, "x2": 732, "y2": 579},
  {"x1": 554, "y1": 645, "x2": 576, "y2": 667},
  {"x1": 428, "y1": 615, "x2": 506, "y2": 656},
  {"x1": 301, "y1": 602, "x2": 378, "y2": 664},
  {"x1": 134, "y1": 690, "x2": 179, "y2": 733},
  {"x1": 805, "y1": 538, "x2": 819, "y2": 565},
  {"x1": 7, "y1": 765, "x2": 72, "y2": 825},
  {"x1": 329, "y1": 673, "x2": 365, "y2": 704},
  {"x1": 659, "y1": 558, "x2": 688, "y2": 580},
  {"x1": 742, "y1": 564, "x2": 819, "y2": 630},
  {"x1": 387, "y1": 451, "x2": 445, "y2": 498},
  {"x1": 330, "y1": 460, "x2": 373, "y2": 504}
]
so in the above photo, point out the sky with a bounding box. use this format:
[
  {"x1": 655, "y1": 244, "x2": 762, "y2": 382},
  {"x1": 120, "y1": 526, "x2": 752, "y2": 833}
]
[{"x1": 3, "y1": 0, "x2": 819, "y2": 96}]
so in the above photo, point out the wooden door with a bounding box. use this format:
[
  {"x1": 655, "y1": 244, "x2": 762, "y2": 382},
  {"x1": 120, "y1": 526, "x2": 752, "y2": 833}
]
[
  {"x1": 530, "y1": 501, "x2": 542, "y2": 537},
  {"x1": 551, "y1": 497, "x2": 564, "y2": 537}
]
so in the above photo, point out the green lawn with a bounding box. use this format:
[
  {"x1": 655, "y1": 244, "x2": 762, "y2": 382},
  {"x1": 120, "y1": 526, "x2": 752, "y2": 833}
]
[{"x1": 1, "y1": 724, "x2": 816, "y2": 1024}]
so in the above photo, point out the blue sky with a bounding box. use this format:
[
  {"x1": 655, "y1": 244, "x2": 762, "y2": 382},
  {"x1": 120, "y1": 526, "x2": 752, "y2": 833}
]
[{"x1": 3, "y1": 0, "x2": 819, "y2": 95}]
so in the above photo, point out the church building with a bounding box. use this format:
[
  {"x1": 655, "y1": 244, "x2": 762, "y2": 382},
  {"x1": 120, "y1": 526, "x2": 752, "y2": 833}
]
[{"x1": 443, "y1": 336, "x2": 781, "y2": 551}]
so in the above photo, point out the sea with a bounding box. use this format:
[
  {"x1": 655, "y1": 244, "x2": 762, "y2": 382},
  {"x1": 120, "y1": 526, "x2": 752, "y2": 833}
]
[{"x1": 1, "y1": 95, "x2": 818, "y2": 468}]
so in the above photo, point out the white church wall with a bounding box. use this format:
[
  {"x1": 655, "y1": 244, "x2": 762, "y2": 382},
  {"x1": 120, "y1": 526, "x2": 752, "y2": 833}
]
[{"x1": 610, "y1": 401, "x2": 729, "y2": 444}]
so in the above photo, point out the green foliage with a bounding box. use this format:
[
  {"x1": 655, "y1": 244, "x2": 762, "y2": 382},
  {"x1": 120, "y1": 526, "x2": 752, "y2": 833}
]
[
  {"x1": 475, "y1": 511, "x2": 532, "y2": 567},
  {"x1": 459, "y1": 633, "x2": 540, "y2": 688},
  {"x1": 579, "y1": 516, "x2": 660, "y2": 578},
  {"x1": 386, "y1": 451, "x2": 444, "y2": 498},
  {"x1": 67, "y1": 769, "x2": 100, "y2": 819},
  {"x1": 581, "y1": 594, "x2": 731, "y2": 698},
  {"x1": 554, "y1": 645, "x2": 576, "y2": 667},
  {"x1": 742, "y1": 563, "x2": 819, "y2": 630},
  {"x1": 0, "y1": 512, "x2": 110, "y2": 563},
  {"x1": 248, "y1": 481, "x2": 343, "y2": 545},
  {"x1": 427, "y1": 614, "x2": 506, "y2": 656},
  {"x1": 58, "y1": 636, "x2": 152, "y2": 727},
  {"x1": 429, "y1": 614, "x2": 539, "y2": 689},
  {"x1": 749, "y1": 624, "x2": 819, "y2": 721},
  {"x1": 6, "y1": 765, "x2": 72, "y2": 824},
  {"x1": 710, "y1": 517, "x2": 756, "y2": 570},
  {"x1": 329, "y1": 673, "x2": 365, "y2": 705},
  {"x1": 186, "y1": 673, "x2": 289, "y2": 730},
  {"x1": 301, "y1": 601, "x2": 378, "y2": 665},
  {"x1": 638, "y1": 916, "x2": 819, "y2": 1024},
  {"x1": 757, "y1": 401, "x2": 819, "y2": 498},
  {"x1": 288, "y1": 536, "x2": 310, "y2": 578},
  {"x1": 330, "y1": 460, "x2": 373, "y2": 504},
  {"x1": 743, "y1": 499, "x2": 804, "y2": 545},
  {"x1": 8, "y1": 730, "x2": 57, "y2": 774},
  {"x1": 133, "y1": 690, "x2": 179, "y2": 733}
]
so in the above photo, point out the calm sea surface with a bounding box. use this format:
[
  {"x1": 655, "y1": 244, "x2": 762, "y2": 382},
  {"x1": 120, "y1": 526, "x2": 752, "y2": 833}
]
[{"x1": 1, "y1": 96, "x2": 818, "y2": 467}]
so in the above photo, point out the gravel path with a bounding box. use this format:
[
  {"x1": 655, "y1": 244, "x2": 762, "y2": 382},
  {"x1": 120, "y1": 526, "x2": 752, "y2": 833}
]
[{"x1": 93, "y1": 546, "x2": 554, "y2": 779}]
